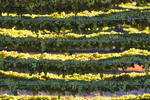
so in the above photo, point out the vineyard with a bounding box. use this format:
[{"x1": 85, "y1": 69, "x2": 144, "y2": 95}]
[{"x1": 0, "y1": 0, "x2": 150, "y2": 100}]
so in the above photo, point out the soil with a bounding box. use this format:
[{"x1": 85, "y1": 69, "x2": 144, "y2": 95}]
[{"x1": 118, "y1": 64, "x2": 150, "y2": 72}]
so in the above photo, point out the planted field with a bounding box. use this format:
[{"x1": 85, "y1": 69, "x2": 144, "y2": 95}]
[{"x1": 0, "y1": 0, "x2": 149, "y2": 99}]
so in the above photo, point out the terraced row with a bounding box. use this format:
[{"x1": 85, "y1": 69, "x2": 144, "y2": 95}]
[
  {"x1": 0, "y1": 70, "x2": 149, "y2": 81},
  {"x1": 0, "y1": 94, "x2": 150, "y2": 100},
  {"x1": 0, "y1": 26, "x2": 149, "y2": 39},
  {"x1": 1, "y1": 9, "x2": 129, "y2": 19},
  {"x1": 0, "y1": 48, "x2": 149, "y2": 61},
  {"x1": 0, "y1": 10, "x2": 149, "y2": 32}
]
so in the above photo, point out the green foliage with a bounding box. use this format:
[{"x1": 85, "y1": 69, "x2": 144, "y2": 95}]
[
  {"x1": 0, "y1": 76, "x2": 150, "y2": 96},
  {"x1": 0, "y1": 55, "x2": 150, "y2": 75},
  {"x1": 0, "y1": 34, "x2": 150, "y2": 51},
  {"x1": 0, "y1": 0, "x2": 149, "y2": 14},
  {"x1": 0, "y1": 10, "x2": 149, "y2": 32}
]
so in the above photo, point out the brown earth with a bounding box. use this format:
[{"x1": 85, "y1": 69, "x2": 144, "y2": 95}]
[{"x1": 118, "y1": 64, "x2": 150, "y2": 72}]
